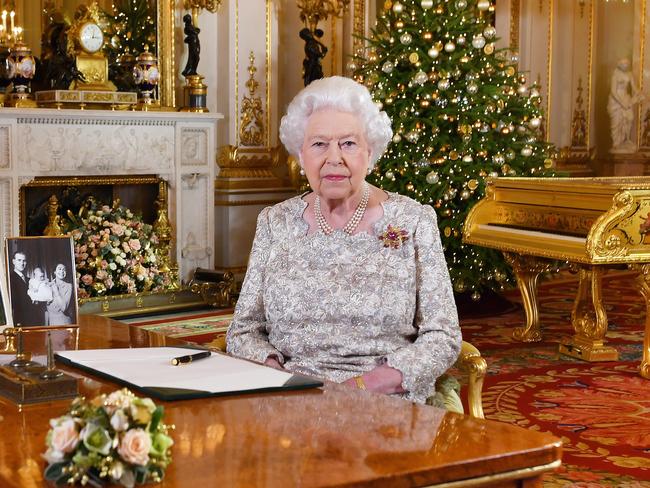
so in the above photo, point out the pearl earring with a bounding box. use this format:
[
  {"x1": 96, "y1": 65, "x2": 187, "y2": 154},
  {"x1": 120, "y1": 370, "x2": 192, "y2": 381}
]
[
  {"x1": 367, "y1": 167, "x2": 372, "y2": 175},
  {"x1": 300, "y1": 168, "x2": 305, "y2": 176}
]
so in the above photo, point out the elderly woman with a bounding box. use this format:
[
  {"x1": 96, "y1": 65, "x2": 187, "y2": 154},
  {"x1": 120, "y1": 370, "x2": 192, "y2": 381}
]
[{"x1": 226, "y1": 76, "x2": 461, "y2": 404}]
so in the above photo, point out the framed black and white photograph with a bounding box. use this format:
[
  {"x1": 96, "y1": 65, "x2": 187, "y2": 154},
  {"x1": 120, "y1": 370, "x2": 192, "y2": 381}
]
[
  {"x1": 5, "y1": 236, "x2": 78, "y2": 328},
  {"x1": 0, "y1": 252, "x2": 11, "y2": 330}
]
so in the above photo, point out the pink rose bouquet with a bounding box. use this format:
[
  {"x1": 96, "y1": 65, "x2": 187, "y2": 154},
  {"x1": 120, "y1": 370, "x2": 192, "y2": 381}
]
[
  {"x1": 65, "y1": 201, "x2": 174, "y2": 298},
  {"x1": 43, "y1": 389, "x2": 173, "y2": 487}
]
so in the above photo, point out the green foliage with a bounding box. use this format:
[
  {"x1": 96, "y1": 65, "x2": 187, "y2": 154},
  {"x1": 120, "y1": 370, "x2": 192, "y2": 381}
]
[
  {"x1": 105, "y1": 0, "x2": 157, "y2": 62},
  {"x1": 354, "y1": 0, "x2": 555, "y2": 297}
]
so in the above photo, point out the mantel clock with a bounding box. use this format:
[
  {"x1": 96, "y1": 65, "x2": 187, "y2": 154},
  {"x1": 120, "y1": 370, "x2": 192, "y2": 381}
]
[{"x1": 68, "y1": 4, "x2": 116, "y2": 91}]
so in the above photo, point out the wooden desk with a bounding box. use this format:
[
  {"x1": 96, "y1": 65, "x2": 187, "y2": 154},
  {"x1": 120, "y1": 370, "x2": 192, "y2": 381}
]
[{"x1": 0, "y1": 316, "x2": 562, "y2": 487}]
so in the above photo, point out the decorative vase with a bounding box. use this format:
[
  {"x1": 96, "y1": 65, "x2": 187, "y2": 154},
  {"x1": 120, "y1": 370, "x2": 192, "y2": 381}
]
[
  {"x1": 7, "y1": 39, "x2": 36, "y2": 107},
  {"x1": 133, "y1": 45, "x2": 159, "y2": 109}
]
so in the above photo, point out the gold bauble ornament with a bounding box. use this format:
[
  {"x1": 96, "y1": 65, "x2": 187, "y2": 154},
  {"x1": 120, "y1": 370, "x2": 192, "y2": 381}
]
[
  {"x1": 468, "y1": 179, "x2": 479, "y2": 190},
  {"x1": 544, "y1": 158, "x2": 554, "y2": 168},
  {"x1": 409, "y1": 52, "x2": 420, "y2": 64}
]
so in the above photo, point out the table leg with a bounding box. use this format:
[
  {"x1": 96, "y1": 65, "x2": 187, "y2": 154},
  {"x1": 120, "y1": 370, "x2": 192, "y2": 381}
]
[
  {"x1": 559, "y1": 265, "x2": 618, "y2": 361},
  {"x1": 503, "y1": 253, "x2": 552, "y2": 342},
  {"x1": 633, "y1": 264, "x2": 650, "y2": 379}
]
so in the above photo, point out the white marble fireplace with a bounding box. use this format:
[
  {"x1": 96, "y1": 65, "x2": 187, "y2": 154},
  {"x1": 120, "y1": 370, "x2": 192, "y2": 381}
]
[{"x1": 0, "y1": 108, "x2": 221, "y2": 284}]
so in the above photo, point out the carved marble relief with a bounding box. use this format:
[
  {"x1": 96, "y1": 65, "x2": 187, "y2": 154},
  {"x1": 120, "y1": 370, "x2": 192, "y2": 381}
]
[
  {"x1": 181, "y1": 128, "x2": 208, "y2": 166},
  {"x1": 16, "y1": 122, "x2": 174, "y2": 173},
  {"x1": 180, "y1": 172, "x2": 211, "y2": 281},
  {"x1": 0, "y1": 126, "x2": 10, "y2": 169}
]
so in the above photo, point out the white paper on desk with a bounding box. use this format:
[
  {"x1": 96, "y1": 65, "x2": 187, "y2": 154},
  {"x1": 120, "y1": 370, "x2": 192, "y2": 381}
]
[{"x1": 55, "y1": 347, "x2": 305, "y2": 394}]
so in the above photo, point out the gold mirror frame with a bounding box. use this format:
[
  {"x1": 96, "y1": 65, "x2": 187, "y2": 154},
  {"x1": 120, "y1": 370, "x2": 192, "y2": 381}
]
[
  {"x1": 30, "y1": 0, "x2": 175, "y2": 108},
  {"x1": 157, "y1": 0, "x2": 175, "y2": 108}
]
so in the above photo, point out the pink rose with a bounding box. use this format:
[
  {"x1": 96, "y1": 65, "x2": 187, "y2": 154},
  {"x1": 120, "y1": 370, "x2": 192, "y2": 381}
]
[
  {"x1": 120, "y1": 274, "x2": 131, "y2": 285},
  {"x1": 96, "y1": 270, "x2": 108, "y2": 281},
  {"x1": 101, "y1": 260, "x2": 108, "y2": 269},
  {"x1": 50, "y1": 417, "x2": 80, "y2": 454},
  {"x1": 128, "y1": 239, "x2": 141, "y2": 252},
  {"x1": 117, "y1": 429, "x2": 151, "y2": 466},
  {"x1": 81, "y1": 274, "x2": 93, "y2": 285}
]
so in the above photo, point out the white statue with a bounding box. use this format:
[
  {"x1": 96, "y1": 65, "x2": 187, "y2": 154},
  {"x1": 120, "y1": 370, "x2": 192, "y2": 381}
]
[{"x1": 607, "y1": 58, "x2": 644, "y2": 153}]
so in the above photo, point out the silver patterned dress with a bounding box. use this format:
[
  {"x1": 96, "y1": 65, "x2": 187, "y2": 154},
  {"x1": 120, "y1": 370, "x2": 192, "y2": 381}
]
[{"x1": 226, "y1": 191, "x2": 461, "y2": 404}]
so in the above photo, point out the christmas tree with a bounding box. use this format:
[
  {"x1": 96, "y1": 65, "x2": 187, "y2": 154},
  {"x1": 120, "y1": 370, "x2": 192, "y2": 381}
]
[
  {"x1": 105, "y1": 0, "x2": 157, "y2": 62},
  {"x1": 354, "y1": 0, "x2": 554, "y2": 300}
]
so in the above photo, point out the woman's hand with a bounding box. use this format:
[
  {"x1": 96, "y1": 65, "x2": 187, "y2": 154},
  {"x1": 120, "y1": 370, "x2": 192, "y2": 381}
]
[
  {"x1": 344, "y1": 364, "x2": 406, "y2": 395},
  {"x1": 264, "y1": 356, "x2": 284, "y2": 370}
]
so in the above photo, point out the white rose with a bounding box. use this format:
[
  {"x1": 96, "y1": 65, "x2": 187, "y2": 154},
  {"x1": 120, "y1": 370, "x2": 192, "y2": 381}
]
[
  {"x1": 49, "y1": 417, "x2": 80, "y2": 454},
  {"x1": 110, "y1": 409, "x2": 130, "y2": 432},
  {"x1": 117, "y1": 428, "x2": 152, "y2": 466},
  {"x1": 109, "y1": 262, "x2": 117, "y2": 271},
  {"x1": 125, "y1": 230, "x2": 132, "y2": 237},
  {"x1": 111, "y1": 247, "x2": 120, "y2": 255}
]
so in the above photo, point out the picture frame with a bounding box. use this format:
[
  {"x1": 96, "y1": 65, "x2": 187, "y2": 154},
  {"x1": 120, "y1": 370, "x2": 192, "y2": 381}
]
[
  {"x1": 0, "y1": 249, "x2": 12, "y2": 331},
  {"x1": 4, "y1": 236, "x2": 79, "y2": 328}
]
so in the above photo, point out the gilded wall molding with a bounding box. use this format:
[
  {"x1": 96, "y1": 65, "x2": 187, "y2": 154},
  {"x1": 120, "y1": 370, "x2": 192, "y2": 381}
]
[
  {"x1": 571, "y1": 77, "x2": 587, "y2": 148},
  {"x1": 509, "y1": 0, "x2": 520, "y2": 52},
  {"x1": 216, "y1": 145, "x2": 284, "y2": 188},
  {"x1": 240, "y1": 52, "x2": 265, "y2": 146}
]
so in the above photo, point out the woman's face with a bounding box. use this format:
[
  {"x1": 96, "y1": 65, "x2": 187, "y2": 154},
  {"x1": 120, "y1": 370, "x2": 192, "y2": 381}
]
[
  {"x1": 300, "y1": 109, "x2": 371, "y2": 201},
  {"x1": 54, "y1": 264, "x2": 66, "y2": 280}
]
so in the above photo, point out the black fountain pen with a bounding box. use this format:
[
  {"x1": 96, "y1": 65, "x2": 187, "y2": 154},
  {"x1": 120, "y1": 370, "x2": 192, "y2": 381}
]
[{"x1": 171, "y1": 351, "x2": 211, "y2": 366}]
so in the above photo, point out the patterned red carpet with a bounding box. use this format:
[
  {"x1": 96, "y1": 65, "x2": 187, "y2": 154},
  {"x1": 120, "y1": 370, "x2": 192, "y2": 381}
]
[{"x1": 459, "y1": 270, "x2": 650, "y2": 487}]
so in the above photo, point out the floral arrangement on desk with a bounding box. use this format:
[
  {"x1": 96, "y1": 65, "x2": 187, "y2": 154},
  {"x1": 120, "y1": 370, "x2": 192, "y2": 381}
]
[
  {"x1": 43, "y1": 388, "x2": 174, "y2": 487},
  {"x1": 65, "y1": 201, "x2": 173, "y2": 298}
]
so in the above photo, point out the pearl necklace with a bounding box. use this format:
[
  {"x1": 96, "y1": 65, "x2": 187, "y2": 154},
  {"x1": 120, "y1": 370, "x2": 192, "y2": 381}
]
[{"x1": 314, "y1": 182, "x2": 370, "y2": 236}]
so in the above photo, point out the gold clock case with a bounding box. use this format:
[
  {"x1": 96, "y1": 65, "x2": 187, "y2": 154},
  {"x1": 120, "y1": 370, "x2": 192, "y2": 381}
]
[{"x1": 70, "y1": 52, "x2": 117, "y2": 92}]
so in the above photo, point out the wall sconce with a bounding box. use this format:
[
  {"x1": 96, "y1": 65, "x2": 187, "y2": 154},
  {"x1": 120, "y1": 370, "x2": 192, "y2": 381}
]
[
  {"x1": 183, "y1": 0, "x2": 222, "y2": 27},
  {"x1": 297, "y1": 0, "x2": 350, "y2": 33}
]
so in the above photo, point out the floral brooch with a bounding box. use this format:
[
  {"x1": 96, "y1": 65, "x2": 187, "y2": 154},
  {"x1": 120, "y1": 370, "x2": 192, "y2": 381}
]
[{"x1": 379, "y1": 224, "x2": 409, "y2": 249}]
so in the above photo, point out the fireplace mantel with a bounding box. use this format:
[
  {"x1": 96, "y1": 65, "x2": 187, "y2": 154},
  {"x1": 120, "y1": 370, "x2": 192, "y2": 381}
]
[{"x1": 0, "y1": 107, "x2": 222, "y2": 284}]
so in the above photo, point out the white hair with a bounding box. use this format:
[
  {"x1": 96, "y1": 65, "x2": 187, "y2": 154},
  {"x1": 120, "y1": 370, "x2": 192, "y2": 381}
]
[{"x1": 279, "y1": 76, "x2": 393, "y2": 169}]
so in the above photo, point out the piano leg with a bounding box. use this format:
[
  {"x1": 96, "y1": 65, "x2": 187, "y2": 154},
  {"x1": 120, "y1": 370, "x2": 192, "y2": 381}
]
[
  {"x1": 503, "y1": 253, "x2": 552, "y2": 342},
  {"x1": 632, "y1": 264, "x2": 650, "y2": 379},
  {"x1": 559, "y1": 265, "x2": 619, "y2": 362}
]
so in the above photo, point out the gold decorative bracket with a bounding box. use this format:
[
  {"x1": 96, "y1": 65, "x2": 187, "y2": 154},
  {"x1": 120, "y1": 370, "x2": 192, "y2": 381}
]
[
  {"x1": 240, "y1": 51, "x2": 265, "y2": 146},
  {"x1": 559, "y1": 265, "x2": 618, "y2": 362},
  {"x1": 503, "y1": 252, "x2": 554, "y2": 342}
]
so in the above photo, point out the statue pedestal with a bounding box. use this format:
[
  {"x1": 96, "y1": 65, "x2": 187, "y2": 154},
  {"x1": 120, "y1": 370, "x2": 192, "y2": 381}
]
[{"x1": 606, "y1": 152, "x2": 648, "y2": 176}]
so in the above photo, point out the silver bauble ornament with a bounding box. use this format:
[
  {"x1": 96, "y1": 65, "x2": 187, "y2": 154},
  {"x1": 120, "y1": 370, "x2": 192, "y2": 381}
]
[
  {"x1": 462, "y1": 154, "x2": 473, "y2": 163},
  {"x1": 426, "y1": 171, "x2": 439, "y2": 184},
  {"x1": 382, "y1": 61, "x2": 394, "y2": 73},
  {"x1": 414, "y1": 70, "x2": 428, "y2": 85},
  {"x1": 437, "y1": 78, "x2": 450, "y2": 91},
  {"x1": 461, "y1": 189, "x2": 471, "y2": 200},
  {"x1": 529, "y1": 117, "x2": 542, "y2": 129},
  {"x1": 392, "y1": 133, "x2": 402, "y2": 143},
  {"x1": 457, "y1": 36, "x2": 466, "y2": 46},
  {"x1": 427, "y1": 47, "x2": 440, "y2": 58},
  {"x1": 455, "y1": 0, "x2": 467, "y2": 9},
  {"x1": 477, "y1": 0, "x2": 490, "y2": 11},
  {"x1": 483, "y1": 26, "x2": 497, "y2": 39},
  {"x1": 530, "y1": 87, "x2": 540, "y2": 98},
  {"x1": 392, "y1": 1, "x2": 404, "y2": 13},
  {"x1": 489, "y1": 171, "x2": 499, "y2": 178},
  {"x1": 406, "y1": 130, "x2": 419, "y2": 143},
  {"x1": 444, "y1": 41, "x2": 456, "y2": 53},
  {"x1": 385, "y1": 171, "x2": 395, "y2": 180},
  {"x1": 521, "y1": 146, "x2": 533, "y2": 157},
  {"x1": 400, "y1": 32, "x2": 413, "y2": 45},
  {"x1": 420, "y1": 0, "x2": 434, "y2": 8},
  {"x1": 467, "y1": 81, "x2": 478, "y2": 94},
  {"x1": 471, "y1": 35, "x2": 486, "y2": 49},
  {"x1": 493, "y1": 154, "x2": 505, "y2": 165},
  {"x1": 505, "y1": 149, "x2": 516, "y2": 160},
  {"x1": 517, "y1": 84, "x2": 529, "y2": 96}
]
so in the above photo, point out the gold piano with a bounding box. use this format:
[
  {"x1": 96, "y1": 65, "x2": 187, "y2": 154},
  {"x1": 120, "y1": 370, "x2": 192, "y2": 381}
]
[{"x1": 463, "y1": 176, "x2": 650, "y2": 378}]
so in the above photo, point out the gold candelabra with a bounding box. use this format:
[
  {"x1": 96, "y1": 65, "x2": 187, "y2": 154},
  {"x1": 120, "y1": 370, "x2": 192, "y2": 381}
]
[
  {"x1": 183, "y1": 0, "x2": 222, "y2": 27},
  {"x1": 297, "y1": 0, "x2": 350, "y2": 33}
]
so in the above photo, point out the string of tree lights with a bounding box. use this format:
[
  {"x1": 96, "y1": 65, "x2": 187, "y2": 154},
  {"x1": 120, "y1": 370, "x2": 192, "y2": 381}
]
[
  {"x1": 353, "y1": 0, "x2": 556, "y2": 301},
  {"x1": 106, "y1": 0, "x2": 156, "y2": 63}
]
